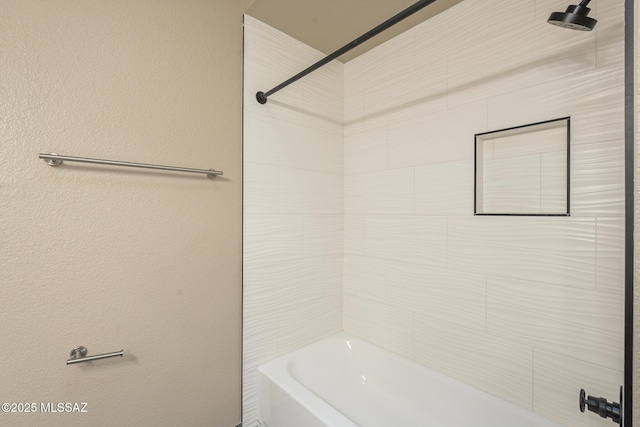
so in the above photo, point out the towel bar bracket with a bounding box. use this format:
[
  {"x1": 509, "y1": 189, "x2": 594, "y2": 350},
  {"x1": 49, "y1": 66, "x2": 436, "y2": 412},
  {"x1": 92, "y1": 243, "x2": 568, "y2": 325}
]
[
  {"x1": 44, "y1": 153, "x2": 63, "y2": 167},
  {"x1": 69, "y1": 346, "x2": 88, "y2": 359}
]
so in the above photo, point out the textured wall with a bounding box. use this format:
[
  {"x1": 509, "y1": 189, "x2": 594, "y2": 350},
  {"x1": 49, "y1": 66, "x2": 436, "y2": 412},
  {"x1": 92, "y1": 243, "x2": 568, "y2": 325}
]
[
  {"x1": 242, "y1": 16, "x2": 344, "y2": 427},
  {"x1": 0, "y1": 1, "x2": 242, "y2": 426},
  {"x1": 343, "y1": 1, "x2": 625, "y2": 427}
]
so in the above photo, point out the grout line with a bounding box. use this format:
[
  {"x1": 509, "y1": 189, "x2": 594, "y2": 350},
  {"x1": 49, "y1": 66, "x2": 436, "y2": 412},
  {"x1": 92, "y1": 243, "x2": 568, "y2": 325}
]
[
  {"x1": 276, "y1": 167, "x2": 280, "y2": 214},
  {"x1": 531, "y1": 347, "x2": 535, "y2": 412},
  {"x1": 485, "y1": 99, "x2": 489, "y2": 132},
  {"x1": 412, "y1": 167, "x2": 416, "y2": 214},
  {"x1": 532, "y1": 0, "x2": 536, "y2": 18},
  {"x1": 445, "y1": 57, "x2": 449, "y2": 108},
  {"x1": 594, "y1": 217, "x2": 599, "y2": 291},
  {"x1": 385, "y1": 123, "x2": 389, "y2": 171},
  {"x1": 410, "y1": 311, "x2": 415, "y2": 361},
  {"x1": 445, "y1": 215, "x2": 449, "y2": 268},
  {"x1": 484, "y1": 275, "x2": 488, "y2": 333},
  {"x1": 539, "y1": 153, "x2": 542, "y2": 212},
  {"x1": 383, "y1": 260, "x2": 388, "y2": 303},
  {"x1": 534, "y1": 345, "x2": 624, "y2": 373},
  {"x1": 302, "y1": 214, "x2": 307, "y2": 257}
]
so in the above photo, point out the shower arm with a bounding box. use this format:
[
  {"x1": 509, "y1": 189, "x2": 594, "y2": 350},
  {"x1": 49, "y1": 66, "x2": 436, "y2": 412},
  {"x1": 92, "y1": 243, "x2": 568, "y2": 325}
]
[{"x1": 256, "y1": 0, "x2": 438, "y2": 104}]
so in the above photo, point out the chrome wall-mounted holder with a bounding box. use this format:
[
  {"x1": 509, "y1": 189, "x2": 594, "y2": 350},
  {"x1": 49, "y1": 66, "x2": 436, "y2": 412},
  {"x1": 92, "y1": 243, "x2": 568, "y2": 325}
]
[
  {"x1": 580, "y1": 387, "x2": 622, "y2": 424},
  {"x1": 43, "y1": 153, "x2": 63, "y2": 167},
  {"x1": 67, "y1": 346, "x2": 124, "y2": 365}
]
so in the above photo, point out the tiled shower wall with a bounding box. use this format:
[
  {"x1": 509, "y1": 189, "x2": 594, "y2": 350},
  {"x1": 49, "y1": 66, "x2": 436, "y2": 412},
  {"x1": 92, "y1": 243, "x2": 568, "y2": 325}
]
[
  {"x1": 244, "y1": 0, "x2": 626, "y2": 426},
  {"x1": 343, "y1": 1, "x2": 625, "y2": 426},
  {"x1": 242, "y1": 15, "x2": 344, "y2": 427}
]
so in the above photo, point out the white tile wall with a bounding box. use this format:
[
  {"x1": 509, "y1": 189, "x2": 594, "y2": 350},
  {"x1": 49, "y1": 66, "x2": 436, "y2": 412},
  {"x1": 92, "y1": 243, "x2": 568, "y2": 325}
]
[
  {"x1": 242, "y1": 18, "x2": 280, "y2": 111},
  {"x1": 386, "y1": 262, "x2": 486, "y2": 331},
  {"x1": 344, "y1": 168, "x2": 414, "y2": 215},
  {"x1": 447, "y1": 216, "x2": 597, "y2": 289},
  {"x1": 343, "y1": 255, "x2": 387, "y2": 302},
  {"x1": 533, "y1": 350, "x2": 623, "y2": 427},
  {"x1": 486, "y1": 65, "x2": 622, "y2": 134},
  {"x1": 386, "y1": 101, "x2": 487, "y2": 169},
  {"x1": 278, "y1": 168, "x2": 343, "y2": 214},
  {"x1": 414, "y1": 0, "x2": 536, "y2": 61},
  {"x1": 244, "y1": 110, "x2": 343, "y2": 174},
  {"x1": 242, "y1": 15, "x2": 344, "y2": 427},
  {"x1": 343, "y1": 294, "x2": 414, "y2": 359},
  {"x1": 447, "y1": 8, "x2": 597, "y2": 107},
  {"x1": 596, "y1": 217, "x2": 625, "y2": 294},
  {"x1": 243, "y1": 163, "x2": 278, "y2": 214},
  {"x1": 481, "y1": 153, "x2": 544, "y2": 213},
  {"x1": 277, "y1": 292, "x2": 343, "y2": 355},
  {"x1": 541, "y1": 150, "x2": 570, "y2": 212},
  {"x1": 594, "y1": 0, "x2": 625, "y2": 68},
  {"x1": 342, "y1": 0, "x2": 624, "y2": 426},
  {"x1": 244, "y1": 0, "x2": 625, "y2": 425},
  {"x1": 243, "y1": 215, "x2": 304, "y2": 263},
  {"x1": 486, "y1": 65, "x2": 625, "y2": 218},
  {"x1": 413, "y1": 315, "x2": 534, "y2": 410},
  {"x1": 362, "y1": 215, "x2": 447, "y2": 266},
  {"x1": 303, "y1": 215, "x2": 344, "y2": 257},
  {"x1": 344, "y1": 126, "x2": 387, "y2": 174},
  {"x1": 343, "y1": 215, "x2": 364, "y2": 255},
  {"x1": 415, "y1": 160, "x2": 474, "y2": 215},
  {"x1": 487, "y1": 276, "x2": 624, "y2": 368}
]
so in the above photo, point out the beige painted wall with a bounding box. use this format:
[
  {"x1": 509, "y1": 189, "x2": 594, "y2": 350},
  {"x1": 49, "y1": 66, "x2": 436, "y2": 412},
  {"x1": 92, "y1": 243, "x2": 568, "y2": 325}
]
[{"x1": 0, "y1": 1, "x2": 242, "y2": 426}]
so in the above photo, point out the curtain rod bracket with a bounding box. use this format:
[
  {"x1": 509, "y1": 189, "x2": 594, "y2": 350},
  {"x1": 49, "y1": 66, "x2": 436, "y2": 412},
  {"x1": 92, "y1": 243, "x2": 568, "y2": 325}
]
[{"x1": 256, "y1": 91, "x2": 268, "y2": 104}]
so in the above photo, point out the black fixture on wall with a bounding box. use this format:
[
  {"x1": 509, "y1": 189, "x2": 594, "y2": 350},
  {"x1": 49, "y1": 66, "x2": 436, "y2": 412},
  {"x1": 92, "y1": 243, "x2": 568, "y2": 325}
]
[
  {"x1": 623, "y1": 0, "x2": 634, "y2": 425},
  {"x1": 547, "y1": 0, "x2": 597, "y2": 31},
  {"x1": 255, "y1": 0, "x2": 437, "y2": 104},
  {"x1": 579, "y1": 388, "x2": 622, "y2": 424}
]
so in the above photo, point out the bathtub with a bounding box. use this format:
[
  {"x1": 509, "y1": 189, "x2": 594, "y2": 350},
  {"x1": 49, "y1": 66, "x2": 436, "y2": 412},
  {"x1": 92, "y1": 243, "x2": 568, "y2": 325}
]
[{"x1": 257, "y1": 332, "x2": 564, "y2": 427}]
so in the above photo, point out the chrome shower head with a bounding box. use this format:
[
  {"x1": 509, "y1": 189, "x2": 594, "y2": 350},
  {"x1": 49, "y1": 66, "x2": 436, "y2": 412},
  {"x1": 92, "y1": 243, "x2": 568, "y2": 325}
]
[{"x1": 547, "y1": 0, "x2": 597, "y2": 31}]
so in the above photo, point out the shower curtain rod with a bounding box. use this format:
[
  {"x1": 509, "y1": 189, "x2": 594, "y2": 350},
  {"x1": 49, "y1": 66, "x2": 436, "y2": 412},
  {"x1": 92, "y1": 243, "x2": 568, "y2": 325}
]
[{"x1": 256, "y1": 0, "x2": 438, "y2": 104}]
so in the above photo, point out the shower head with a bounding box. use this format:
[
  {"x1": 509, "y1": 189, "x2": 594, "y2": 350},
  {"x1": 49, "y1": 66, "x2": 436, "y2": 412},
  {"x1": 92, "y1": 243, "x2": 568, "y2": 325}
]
[{"x1": 547, "y1": 0, "x2": 597, "y2": 31}]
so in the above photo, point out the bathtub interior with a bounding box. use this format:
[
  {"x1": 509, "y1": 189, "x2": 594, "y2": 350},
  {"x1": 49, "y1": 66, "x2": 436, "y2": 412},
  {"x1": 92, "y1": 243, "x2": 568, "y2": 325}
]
[{"x1": 258, "y1": 333, "x2": 565, "y2": 427}]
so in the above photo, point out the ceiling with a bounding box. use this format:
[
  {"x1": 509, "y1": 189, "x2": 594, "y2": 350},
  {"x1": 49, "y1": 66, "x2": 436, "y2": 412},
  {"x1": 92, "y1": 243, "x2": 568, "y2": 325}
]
[{"x1": 244, "y1": 0, "x2": 464, "y2": 63}]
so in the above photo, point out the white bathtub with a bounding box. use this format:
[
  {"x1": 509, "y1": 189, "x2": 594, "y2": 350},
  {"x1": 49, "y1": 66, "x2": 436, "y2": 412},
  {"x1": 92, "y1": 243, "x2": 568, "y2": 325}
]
[{"x1": 257, "y1": 332, "x2": 564, "y2": 427}]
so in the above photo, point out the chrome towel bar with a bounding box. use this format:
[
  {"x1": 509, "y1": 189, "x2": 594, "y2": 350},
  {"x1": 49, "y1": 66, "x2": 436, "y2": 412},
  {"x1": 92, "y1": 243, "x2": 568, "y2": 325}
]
[
  {"x1": 39, "y1": 153, "x2": 223, "y2": 179},
  {"x1": 66, "y1": 346, "x2": 124, "y2": 365}
]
